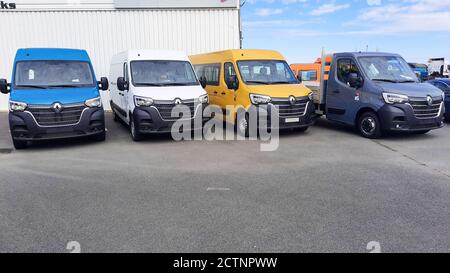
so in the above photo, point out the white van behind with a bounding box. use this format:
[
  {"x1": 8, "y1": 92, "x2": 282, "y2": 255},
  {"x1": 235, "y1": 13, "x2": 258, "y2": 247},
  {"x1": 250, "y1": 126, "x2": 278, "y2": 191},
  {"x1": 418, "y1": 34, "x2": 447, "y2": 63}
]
[{"x1": 109, "y1": 50, "x2": 209, "y2": 140}]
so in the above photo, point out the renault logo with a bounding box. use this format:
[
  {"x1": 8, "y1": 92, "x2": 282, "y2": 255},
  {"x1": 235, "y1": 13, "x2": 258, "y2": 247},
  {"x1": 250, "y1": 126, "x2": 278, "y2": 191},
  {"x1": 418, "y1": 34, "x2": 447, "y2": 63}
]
[
  {"x1": 289, "y1": 96, "x2": 296, "y2": 106},
  {"x1": 52, "y1": 102, "x2": 63, "y2": 113},
  {"x1": 426, "y1": 95, "x2": 433, "y2": 106},
  {"x1": 174, "y1": 98, "x2": 182, "y2": 105}
]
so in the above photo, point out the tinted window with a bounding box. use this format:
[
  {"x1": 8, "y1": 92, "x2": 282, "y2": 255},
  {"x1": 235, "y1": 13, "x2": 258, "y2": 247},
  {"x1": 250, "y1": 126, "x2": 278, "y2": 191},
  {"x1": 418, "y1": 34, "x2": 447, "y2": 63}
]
[
  {"x1": 300, "y1": 70, "x2": 318, "y2": 81},
  {"x1": 337, "y1": 59, "x2": 360, "y2": 85},
  {"x1": 15, "y1": 61, "x2": 95, "y2": 88},
  {"x1": 359, "y1": 56, "x2": 418, "y2": 83},
  {"x1": 237, "y1": 60, "x2": 297, "y2": 85},
  {"x1": 224, "y1": 62, "x2": 236, "y2": 80},
  {"x1": 130, "y1": 61, "x2": 198, "y2": 86},
  {"x1": 194, "y1": 64, "x2": 220, "y2": 86}
]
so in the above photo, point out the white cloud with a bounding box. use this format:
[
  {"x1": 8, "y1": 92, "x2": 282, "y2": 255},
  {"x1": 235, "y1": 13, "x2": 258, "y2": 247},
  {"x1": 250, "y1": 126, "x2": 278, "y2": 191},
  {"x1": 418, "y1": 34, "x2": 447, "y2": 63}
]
[
  {"x1": 367, "y1": 0, "x2": 381, "y2": 6},
  {"x1": 310, "y1": 3, "x2": 350, "y2": 16},
  {"x1": 255, "y1": 8, "x2": 284, "y2": 16},
  {"x1": 349, "y1": 0, "x2": 450, "y2": 34}
]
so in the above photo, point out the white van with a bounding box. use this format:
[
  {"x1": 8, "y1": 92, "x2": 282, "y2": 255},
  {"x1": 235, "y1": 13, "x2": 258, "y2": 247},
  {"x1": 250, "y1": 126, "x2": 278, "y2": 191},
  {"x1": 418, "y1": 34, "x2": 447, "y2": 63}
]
[
  {"x1": 109, "y1": 50, "x2": 209, "y2": 140},
  {"x1": 428, "y1": 58, "x2": 450, "y2": 78}
]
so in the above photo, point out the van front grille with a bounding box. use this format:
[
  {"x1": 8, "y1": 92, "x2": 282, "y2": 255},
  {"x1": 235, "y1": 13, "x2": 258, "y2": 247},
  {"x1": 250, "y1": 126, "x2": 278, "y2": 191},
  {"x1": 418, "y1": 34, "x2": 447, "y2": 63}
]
[
  {"x1": 270, "y1": 96, "x2": 309, "y2": 118},
  {"x1": 153, "y1": 99, "x2": 196, "y2": 120},
  {"x1": 409, "y1": 96, "x2": 443, "y2": 119},
  {"x1": 27, "y1": 103, "x2": 86, "y2": 126}
]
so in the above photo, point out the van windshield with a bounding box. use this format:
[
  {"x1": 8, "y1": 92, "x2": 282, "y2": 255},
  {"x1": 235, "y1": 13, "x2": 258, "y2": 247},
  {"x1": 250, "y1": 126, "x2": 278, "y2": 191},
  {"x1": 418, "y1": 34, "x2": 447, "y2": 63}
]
[
  {"x1": 359, "y1": 56, "x2": 419, "y2": 83},
  {"x1": 14, "y1": 61, "x2": 95, "y2": 89},
  {"x1": 237, "y1": 60, "x2": 298, "y2": 85},
  {"x1": 131, "y1": 61, "x2": 199, "y2": 86}
]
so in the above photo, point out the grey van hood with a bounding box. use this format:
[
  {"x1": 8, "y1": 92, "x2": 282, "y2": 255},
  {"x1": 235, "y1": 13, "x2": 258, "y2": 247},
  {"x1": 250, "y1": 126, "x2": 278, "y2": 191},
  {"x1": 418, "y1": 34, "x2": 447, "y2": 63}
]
[{"x1": 374, "y1": 82, "x2": 443, "y2": 98}]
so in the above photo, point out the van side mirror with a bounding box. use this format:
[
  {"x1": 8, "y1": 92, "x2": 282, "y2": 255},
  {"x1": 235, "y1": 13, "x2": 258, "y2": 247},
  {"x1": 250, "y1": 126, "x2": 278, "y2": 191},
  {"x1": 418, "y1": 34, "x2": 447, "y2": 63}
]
[
  {"x1": 117, "y1": 77, "x2": 128, "y2": 91},
  {"x1": 98, "y1": 77, "x2": 109, "y2": 91},
  {"x1": 199, "y1": 76, "x2": 207, "y2": 89},
  {"x1": 348, "y1": 73, "x2": 363, "y2": 88},
  {"x1": 226, "y1": 75, "x2": 239, "y2": 90},
  {"x1": 297, "y1": 74, "x2": 302, "y2": 83},
  {"x1": 0, "y1": 79, "x2": 10, "y2": 94}
]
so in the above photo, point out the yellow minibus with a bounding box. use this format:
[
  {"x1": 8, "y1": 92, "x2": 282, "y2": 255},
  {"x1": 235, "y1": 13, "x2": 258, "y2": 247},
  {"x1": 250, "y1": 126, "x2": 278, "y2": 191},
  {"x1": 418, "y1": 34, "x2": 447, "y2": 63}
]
[{"x1": 190, "y1": 49, "x2": 315, "y2": 135}]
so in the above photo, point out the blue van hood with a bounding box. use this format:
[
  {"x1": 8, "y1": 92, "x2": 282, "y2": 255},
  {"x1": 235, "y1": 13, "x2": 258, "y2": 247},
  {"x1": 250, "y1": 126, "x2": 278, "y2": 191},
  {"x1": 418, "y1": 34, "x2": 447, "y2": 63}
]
[
  {"x1": 10, "y1": 87, "x2": 99, "y2": 105},
  {"x1": 374, "y1": 82, "x2": 443, "y2": 98}
]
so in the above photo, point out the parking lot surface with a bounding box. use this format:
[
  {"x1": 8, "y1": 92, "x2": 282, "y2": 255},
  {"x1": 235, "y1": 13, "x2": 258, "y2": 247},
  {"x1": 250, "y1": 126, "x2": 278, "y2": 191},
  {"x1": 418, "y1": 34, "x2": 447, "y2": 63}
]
[{"x1": 0, "y1": 112, "x2": 449, "y2": 253}]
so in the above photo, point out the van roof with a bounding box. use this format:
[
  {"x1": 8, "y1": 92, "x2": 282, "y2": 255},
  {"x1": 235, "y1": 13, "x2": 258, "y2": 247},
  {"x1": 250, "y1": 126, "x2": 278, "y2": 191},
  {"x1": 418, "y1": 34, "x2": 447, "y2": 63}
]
[
  {"x1": 15, "y1": 48, "x2": 91, "y2": 62},
  {"x1": 190, "y1": 49, "x2": 285, "y2": 63},
  {"x1": 113, "y1": 49, "x2": 190, "y2": 62},
  {"x1": 334, "y1": 52, "x2": 401, "y2": 58}
]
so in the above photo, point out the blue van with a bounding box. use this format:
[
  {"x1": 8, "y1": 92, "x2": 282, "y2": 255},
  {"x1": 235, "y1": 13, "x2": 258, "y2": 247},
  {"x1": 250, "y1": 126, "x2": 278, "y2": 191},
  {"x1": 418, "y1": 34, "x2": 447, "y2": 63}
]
[
  {"x1": 0, "y1": 48, "x2": 109, "y2": 149},
  {"x1": 408, "y1": 63, "x2": 429, "y2": 82},
  {"x1": 428, "y1": 78, "x2": 450, "y2": 120}
]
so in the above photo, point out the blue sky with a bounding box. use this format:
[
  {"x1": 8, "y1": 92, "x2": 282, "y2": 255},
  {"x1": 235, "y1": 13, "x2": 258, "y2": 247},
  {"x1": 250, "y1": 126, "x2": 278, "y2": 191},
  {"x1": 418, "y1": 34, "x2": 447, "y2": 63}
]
[{"x1": 240, "y1": 0, "x2": 450, "y2": 64}]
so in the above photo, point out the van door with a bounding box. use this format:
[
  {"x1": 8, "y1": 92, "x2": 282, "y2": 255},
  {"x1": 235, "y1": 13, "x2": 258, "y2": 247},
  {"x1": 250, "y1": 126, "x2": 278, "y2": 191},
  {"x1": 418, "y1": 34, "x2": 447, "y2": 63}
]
[
  {"x1": 121, "y1": 62, "x2": 130, "y2": 119},
  {"x1": 223, "y1": 62, "x2": 238, "y2": 118},
  {"x1": 326, "y1": 58, "x2": 362, "y2": 124}
]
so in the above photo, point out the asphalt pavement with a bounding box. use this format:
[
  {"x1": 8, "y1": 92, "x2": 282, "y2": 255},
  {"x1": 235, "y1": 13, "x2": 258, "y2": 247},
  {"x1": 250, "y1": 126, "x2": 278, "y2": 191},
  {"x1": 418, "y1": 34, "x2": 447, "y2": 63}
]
[{"x1": 0, "y1": 112, "x2": 449, "y2": 253}]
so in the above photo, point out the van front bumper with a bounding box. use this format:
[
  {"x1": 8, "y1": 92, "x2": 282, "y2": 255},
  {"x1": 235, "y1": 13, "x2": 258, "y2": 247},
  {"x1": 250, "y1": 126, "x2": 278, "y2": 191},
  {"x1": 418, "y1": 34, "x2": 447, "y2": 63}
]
[
  {"x1": 445, "y1": 100, "x2": 450, "y2": 120},
  {"x1": 133, "y1": 104, "x2": 209, "y2": 134},
  {"x1": 252, "y1": 100, "x2": 317, "y2": 130},
  {"x1": 378, "y1": 103, "x2": 445, "y2": 132},
  {"x1": 9, "y1": 108, "x2": 105, "y2": 141}
]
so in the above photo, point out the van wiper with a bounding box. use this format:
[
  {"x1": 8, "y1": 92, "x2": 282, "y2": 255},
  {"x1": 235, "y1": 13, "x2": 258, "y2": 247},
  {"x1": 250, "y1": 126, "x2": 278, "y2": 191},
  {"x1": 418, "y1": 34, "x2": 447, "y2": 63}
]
[
  {"x1": 398, "y1": 80, "x2": 417, "y2": 83},
  {"x1": 136, "y1": 83, "x2": 164, "y2": 87},
  {"x1": 49, "y1": 85, "x2": 82, "y2": 88},
  {"x1": 372, "y1": 79, "x2": 398, "y2": 83},
  {"x1": 246, "y1": 81, "x2": 270, "y2": 85},
  {"x1": 161, "y1": 83, "x2": 193, "y2": 86},
  {"x1": 15, "y1": 85, "x2": 47, "y2": 89},
  {"x1": 269, "y1": 81, "x2": 291, "y2": 85}
]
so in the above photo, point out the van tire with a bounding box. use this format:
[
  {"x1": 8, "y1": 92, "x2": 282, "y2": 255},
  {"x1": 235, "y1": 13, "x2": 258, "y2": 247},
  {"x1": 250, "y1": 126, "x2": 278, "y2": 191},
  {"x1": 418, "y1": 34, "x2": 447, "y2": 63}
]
[
  {"x1": 357, "y1": 112, "x2": 382, "y2": 139},
  {"x1": 236, "y1": 112, "x2": 249, "y2": 137},
  {"x1": 13, "y1": 139, "x2": 27, "y2": 150},
  {"x1": 94, "y1": 131, "x2": 106, "y2": 142},
  {"x1": 130, "y1": 118, "x2": 143, "y2": 141},
  {"x1": 296, "y1": 126, "x2": 309, "y2": 133},
  {"x1": 113, "y1": 110, "x2": 120, "y2": 122}
]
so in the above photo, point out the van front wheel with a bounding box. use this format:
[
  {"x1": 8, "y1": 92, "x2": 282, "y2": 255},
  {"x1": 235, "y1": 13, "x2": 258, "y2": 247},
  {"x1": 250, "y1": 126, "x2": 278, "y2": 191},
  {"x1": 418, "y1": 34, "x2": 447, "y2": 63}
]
[
  {"x1": 13, "y1": 139, "x2": 27, "y2": 150},
  {"x1": 358, "y1": 112, "x2": 382, "y2": 139},
  {"x1": 130, "y1": 118, "x2": 143, "y2": 141},
  {"x1": 236, "y1": 113, "x2": 249, "y2": 137}
]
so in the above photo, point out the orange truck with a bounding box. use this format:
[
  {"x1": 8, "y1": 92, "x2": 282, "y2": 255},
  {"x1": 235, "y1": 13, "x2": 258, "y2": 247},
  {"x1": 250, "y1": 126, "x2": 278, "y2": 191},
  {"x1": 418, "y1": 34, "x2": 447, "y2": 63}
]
[{"x1": 290, "y1": 56, "x2": 332, "y2": 106}]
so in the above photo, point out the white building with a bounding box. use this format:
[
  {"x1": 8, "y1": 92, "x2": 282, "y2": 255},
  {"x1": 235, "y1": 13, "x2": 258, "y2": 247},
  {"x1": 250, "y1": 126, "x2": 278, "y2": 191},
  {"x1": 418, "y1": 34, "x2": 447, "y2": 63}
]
[{"x1": 0, "y1": 0, "x2": 241, "y2": 110}]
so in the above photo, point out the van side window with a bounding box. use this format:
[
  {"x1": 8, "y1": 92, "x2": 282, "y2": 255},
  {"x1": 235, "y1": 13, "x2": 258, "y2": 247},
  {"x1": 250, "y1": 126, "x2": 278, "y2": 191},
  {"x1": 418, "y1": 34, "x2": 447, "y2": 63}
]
[
  {"x1": 224, "y1": 62, "x2": 236, "y2": 81},
  {"x1": 194, "y1": 64, "x2": 220, "y2": 86},
  {"x1": 337, "y1": 59, "x2": 359, "y2": 85},
  {"x1": 123, "y1": 63, "x2": 129, "y2": 82},
  {"x1": 300, "y1": 70, "x2": 318, "y2": 81}
]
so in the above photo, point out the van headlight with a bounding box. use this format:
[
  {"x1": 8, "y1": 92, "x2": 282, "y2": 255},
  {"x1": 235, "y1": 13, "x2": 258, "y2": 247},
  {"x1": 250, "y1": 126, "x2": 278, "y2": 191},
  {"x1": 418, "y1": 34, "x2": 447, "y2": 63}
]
[
  {"x1": 198, "y1": 94, "x2": 209, "y2": 104},
  {"x1": 85, "y1": 97, "x2": 102, "y2": 108},
  {"x1": 134, "y1": 96, "x2": 154, "y2": 107},
  {"x1": 250, "y1": 94, "x2": 272, "y2": 105},
  {"x1": 9, "y1": 101, "x2": 27, "y2": 112},
  {"x1": 382, "y1": 93, "x2": 409, "y2": 104}
]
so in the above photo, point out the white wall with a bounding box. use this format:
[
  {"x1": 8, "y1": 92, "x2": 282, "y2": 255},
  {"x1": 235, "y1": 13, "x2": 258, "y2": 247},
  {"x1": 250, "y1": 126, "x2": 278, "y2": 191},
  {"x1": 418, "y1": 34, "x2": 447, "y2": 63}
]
[{"x1": 0, "y1": 8, "x2": 240, "y2": 110}]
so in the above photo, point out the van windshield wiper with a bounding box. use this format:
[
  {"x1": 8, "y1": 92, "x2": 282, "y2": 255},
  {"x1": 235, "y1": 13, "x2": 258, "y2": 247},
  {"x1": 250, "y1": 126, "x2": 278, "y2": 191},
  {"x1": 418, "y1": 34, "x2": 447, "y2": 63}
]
[
  {"x1": 15, "y1": 85, "x2": 47, "y2": 89},
  {"x1": 49, "y1": 85, "x2": 83, "y2": 88},
  {"x1": 269, "y1": 81, "x2": 292, "y2": 85},
  {"x1": 398, "y1": 80, "x2": 417, "y2": 83},
  {"x1": 161, "y1": 83, "x2": 195, "y2": 86},
  {"x1": 372, "y1": 79, "x2": 398, "y2": 83},
  {"x1": 135, "y1": 83, "x2": 164, "y2": 87},
  {"x1": 246, "y1": 81, "x2": 270, "y2": 85}
]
